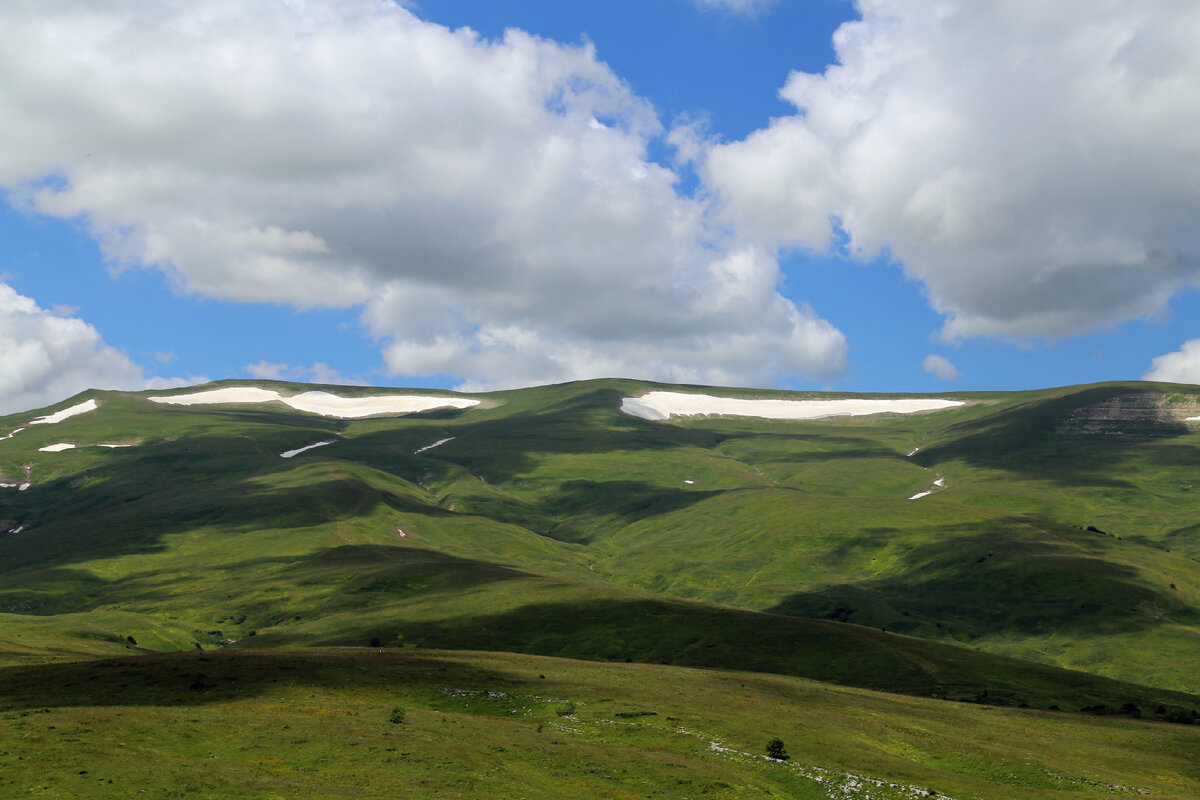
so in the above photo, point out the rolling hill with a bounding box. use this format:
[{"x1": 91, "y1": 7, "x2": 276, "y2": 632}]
[{"x1": 1, "y1": 378, "x2": 1198, "y2": 797}]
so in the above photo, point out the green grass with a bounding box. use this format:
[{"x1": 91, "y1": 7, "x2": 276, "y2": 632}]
[
  {"x1": 1, "y1": 648, "x2": 1198, "y2": 800},
  {"x1": 4, "y1": 377, "x2": 1200, "y2": 794}
]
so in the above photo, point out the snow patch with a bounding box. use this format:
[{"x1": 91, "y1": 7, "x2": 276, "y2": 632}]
[
  {"x1": 280, "y1": 440, "x2": 336, "y2": 459},
  {"x1": 38, "y1": 443, "x2": 76, "y2": 452},
  {"x1": 621, "y1": 392, "x2": 964, "y2": 421},
  {"x1": 30, "y1": 399, "x2": 98, "y2": 425},
  {"x1": 684, "y1": 479, "x2": 695, "y2": 484},
  {"x1": 150, "y1": 387, "x2": 279, "y2": 405},
  {"x1": 99, "y1": 443, "x2": 134, "y2": 448},
  {"x1": 910, "y1": 476, "x2": 947, "y2": 500},
  {"x1": 150, "y1": 387, "x2": 478, "y2": 418},
  {"x1": 18, "y1": 483, "x2": 30, "y2": 491},
  {"x1": 0, "y1": 427, "x2": 26, "y2": 441},
  {"x1": 414, "y1": 437, "x2": 455, "y2": 454}
]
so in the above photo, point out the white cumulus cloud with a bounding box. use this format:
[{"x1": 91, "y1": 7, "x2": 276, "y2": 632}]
[
  {"x1": 0, "y1": 0, "x2": 847, "y2": 391},
  {"x1": 244, "y1": 360, "x2": 366, "y2": 386},
  {"x1": 703, "y1": 0, "x2": 1200, "y2": 341},
  {"x1": 1144, "y1": 340, "x2": 1200, "y2": 384},
  {"x1": 922, "y1": 353, "x2": 960, "y2": 382},
  {"x1": 0, "y1": 283, "x2": 187, "y2": 415}
]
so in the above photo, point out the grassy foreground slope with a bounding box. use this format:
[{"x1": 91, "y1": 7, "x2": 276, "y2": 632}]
[{"x1": 1, "y1": 648, "x2": 1198, "y2": 800}]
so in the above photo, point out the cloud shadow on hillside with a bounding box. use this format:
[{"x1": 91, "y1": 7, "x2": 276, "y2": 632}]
[
  {"x1": 766, "y1": 517, "x2": 1173, "y2": 640},
  {"x1": 916, "y1": 386, "x2": 1196, "y2": 489}
]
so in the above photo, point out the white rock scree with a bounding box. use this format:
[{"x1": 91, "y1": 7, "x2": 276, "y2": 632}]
[{"x1": 621, "y1": 392, "x2": 964, "y2": 421}]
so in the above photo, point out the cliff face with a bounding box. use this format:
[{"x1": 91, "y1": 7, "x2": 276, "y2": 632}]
[{"x1": 1058, "y1": 392, "x2": 1200, "y2": 434}]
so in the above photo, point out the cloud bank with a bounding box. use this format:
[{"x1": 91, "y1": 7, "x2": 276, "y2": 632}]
[
  {"x1": 0, "y1": 0, "x2": 847, "y2": 391},
  {"x1": 704, "y1": 0, "x2": 1200, "y2": 341},
  {"x1": 1144, "y1": 340, "x2": 1200, "y2": 385},
  {"x1": 0, "y1": 283, "x2": 185, "y2": 415}
]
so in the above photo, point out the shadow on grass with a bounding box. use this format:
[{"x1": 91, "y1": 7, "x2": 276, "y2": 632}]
[
  {"x1": 256, "y1": 594, "x2": 1200, "y2": 713},
  {"x1": 917, "y1": 385, "x2": 1196, "y2": 488},
  {"x1": 0, "y1": 544, "x2": 532, "y2": 618},
  {"x1": 540, "y1": 480, "x2": 721, "y2": 543},
  {"x1": 0, "y1": 649, "x2": 523, "y2": 711},
  {"x1": 767, "y1": 517, "x2": 1176, "y2": 639}
]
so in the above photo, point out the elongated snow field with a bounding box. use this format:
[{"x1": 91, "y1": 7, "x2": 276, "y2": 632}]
[
  {"x1": 29, "y1": 399, "x2": 98, "y2": 425},
  {"x1": 150, "y1": 388, "x2": 479, "y2": 418},
  {"x1": 621, "y1": 392, "x2": 964, "y2": 421}
]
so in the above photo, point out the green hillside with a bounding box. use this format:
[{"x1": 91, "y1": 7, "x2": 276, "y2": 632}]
[{"x1": 2, "y1": 378, "x2": 1199, "y2": 797}]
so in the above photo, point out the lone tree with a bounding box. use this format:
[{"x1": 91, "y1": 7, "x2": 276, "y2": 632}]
[{"x1": 765, "y1": 738, "x2": 789, "y2": 761}]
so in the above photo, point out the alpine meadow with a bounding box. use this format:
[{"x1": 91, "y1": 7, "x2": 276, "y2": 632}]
[{"x1": 1, "y1": 379, "x2": 1198, "y2": 798}]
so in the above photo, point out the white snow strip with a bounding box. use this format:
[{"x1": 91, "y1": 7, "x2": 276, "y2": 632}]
[
  {"x1": 285, "y1": 391, "x2": 478, "y2": 418},
  {"x1": 0, "y1": 427, "x2": 26, "y2": 441},
  {"x1": 906, "y1": 447, "x2": 920, "y2": 456},
  {"x1": 0, "y1": 483, "x2": 17, "y2": 488},
  {"x1": 280, "y1": 440, "x2": 336, "y2": 459},
  {"x1": 1188, "y1": 416, "x2": 1200, "y2": 421},
  {"x1": 684, "y1": 479, "x2": 695, "y2": 485},
  {"x1": 414, "y1": 437, "x2": 455, "y2": 454},
  {"x1": 910, "y1": 477, "x2": 947, "y2": 500},
  {"x1": 30, "y1": 399, "x2": 98, "y2": 425},
  {"x1": 10, "y1": 525, "x2": 25, "y2": 534},
  {"x1": 99, "y1": 443, "x2": 134, "y2": 448},
  {"x1": 621, "y1": 392, "x2": 964, "y2": 421},
  {"x1": 38, "y1": 443, "x2": 76, "y2": 452},
  {"x1": 149, "y1": 387, "x2": 280, "y2": 406},
  {"x1": 150, "y1": 387, "x2": 478, "y2": 418},
  {"x1": 18, "y1": 483, "x2": 30, "y2": 491}
]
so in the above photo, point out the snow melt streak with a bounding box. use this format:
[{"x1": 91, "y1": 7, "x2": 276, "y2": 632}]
[{"x1": 280, "y1": 441, "x2": 336, "y2": 459}]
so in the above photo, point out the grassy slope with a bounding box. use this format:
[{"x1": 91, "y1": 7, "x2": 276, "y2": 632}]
[
  {"x1": 1, "y1": 382, "x2": 1197, "y2": 711},
  {"x1": 2, "y1": 378, "x2": 1200, "y2": 795},
  {"x1": 399, "y1": 380, "x2": 1200, "y2": 691},
  {"x1": 0, "y1": 648, "x2": 1197, "y2": 800}
]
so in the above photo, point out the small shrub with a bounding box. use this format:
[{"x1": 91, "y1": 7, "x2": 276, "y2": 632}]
[
  {"x1": 765, "y1": 738, "x2": 789, "y2": 761},
  {"x1": 388, "y1": 706, "x2": 406, "y2": 724},
  {"x1": 555, "y1": 702, "x2": 576, "y2": 717}
]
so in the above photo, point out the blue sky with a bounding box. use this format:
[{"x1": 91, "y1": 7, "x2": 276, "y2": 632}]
[{"x1": 2, "y1": 0, "x2": 1200, "y2": 413}]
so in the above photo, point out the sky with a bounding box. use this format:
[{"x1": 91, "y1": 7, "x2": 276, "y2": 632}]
[{"x1": 3, "y1": 0, "x2": 1200, "y2": 414}]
